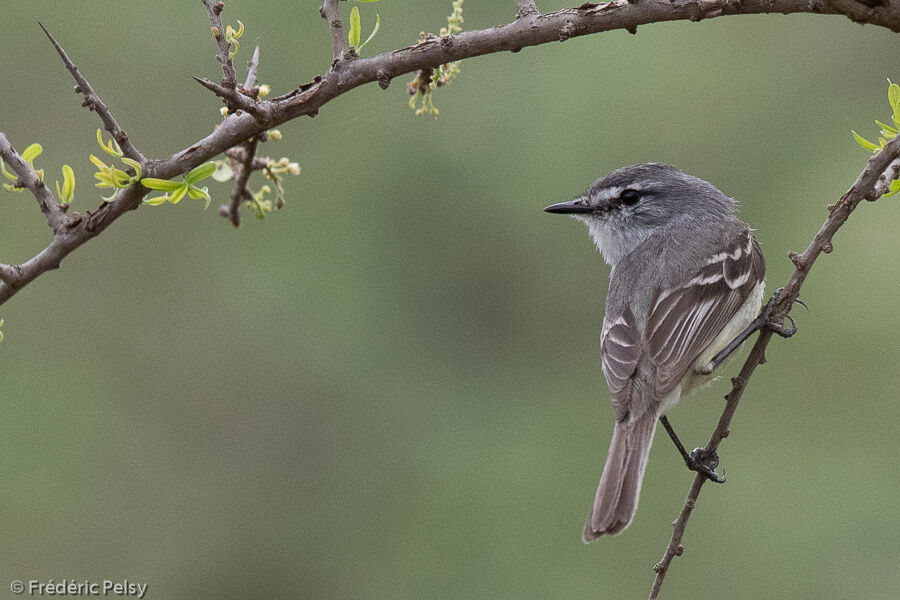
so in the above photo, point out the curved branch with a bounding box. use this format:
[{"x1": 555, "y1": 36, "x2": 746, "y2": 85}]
[{"x1": 648, "y1": 134, "x2": 900, "y2": 599}]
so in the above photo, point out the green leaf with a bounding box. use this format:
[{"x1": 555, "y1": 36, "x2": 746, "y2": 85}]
[
  {"x1": 21, "y1": 143, "x2": 42, "y2": 166},
  {"x1": 357, "y1": 13, "x2": 380, "y2": 52},
  {"x1": 348, "y1": 5, "x2": 361, "y2": 48},
  {"x1": 0, "y1": 160, "x2": 17, "y2": 182},
  {"x1": 167, "y1": 184, "x2": 188, "y2": 205},
  {"x1": 212, "y1": 161, "x2": 234, "y2": 182},
  {"x1": 56, "y1": 164, "x2": 75, "y2": 203},
  {"x1": 852, "y1": 130, "x2": 878, "y2": 152},
  {"x1": 185, "y1": 161, "x2": 216, "y2": 184},
  {"x1": 144, "y1": 195, "x2": 168, "y2": 206},
  {"x1": 889, "y1": 80, "x2": 900, "y2": 111},
  {"x1": 120, "y1": 158, "x2": 142, "y2": 180},
  {"x1": 885, "y1": 179, "x2": 900, "y2": 197},
  {"x1": 89, "y1": 154, "x2": 108, "y2": 170},
  {"x1": 187, "y1": 184, "x2": 212, "y2": 209},
  {"x1": 96, "y1": 129, "x2": 123, "y2": 157},
  {"x1": 875, "y1": 120, "x2": 898, "y2": 136},
  {"x1": 140, "y1": 177, "x2": 184, "y2": 191}
]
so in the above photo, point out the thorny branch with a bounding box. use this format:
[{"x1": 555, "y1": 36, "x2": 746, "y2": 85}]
[
  {"x1": 220, "y1": 46, "x2": 264, "y2": 227},
  {"x1": 648, "y1": 134, "x2": 900, "y2": 600},
  {"x1": 1, "y1": 0, "x2": 899, "y2": 312},
  {"x1": 201, "y1": 0, "x2": 237, "y2": 90}
]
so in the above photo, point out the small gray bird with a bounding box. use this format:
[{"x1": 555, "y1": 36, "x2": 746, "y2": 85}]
[{"x1": 545, "y1": 164, "x2": 766, "y2": 541}]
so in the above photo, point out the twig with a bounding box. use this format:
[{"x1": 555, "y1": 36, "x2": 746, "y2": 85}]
[
  {"x1": 221, "y1": 136, "x2": 259, "y2": 227},
  {"x1": 648, "y1": 134, "x2": 900, "y2": 600},
  {"x1": 320, "y1": 0, "x2": 346, "y2": 63},
  {"x1": 201, "y1": 0, "x2": 237, "y2": 89},
  {"x1": 0, "y1": 132, "x2": 68, "y2": 232},
  {"x1": 38, "y1": 23, "x2": 144, "y2": 163},
  {"x1": 516, "y1": 0, "x2": 540, "y2": 19}
]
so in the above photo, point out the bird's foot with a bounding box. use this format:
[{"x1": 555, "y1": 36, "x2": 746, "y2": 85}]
[
  {"x1": 686, "y1": 447, "x2": 726, "y2": 483},
  {"x1": 764, "y1": 287, "x2": 804, "y2": 338}
]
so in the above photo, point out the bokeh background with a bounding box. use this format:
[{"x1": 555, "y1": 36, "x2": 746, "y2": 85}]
[{"x1": 1, "y1": 2, "x2": 898, "y2": 598}]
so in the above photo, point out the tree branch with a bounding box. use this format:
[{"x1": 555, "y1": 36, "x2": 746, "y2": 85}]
[
  {"x1": 320, "y1": 0, "x2": 347, "y2": 63},
  {"x1": 38, "y1": 23, "x2": 144, "y2": 163},
  {"x1": 2, "y1": 0, "x2": 899, "y2": 307},
  {"x1": 0, "y1": 132, "x2": 68, "y2": 232},
  {"x1": 648, "y1": 134, "x2": 900, "y2": 600},
  {"x1": 201, "y1": 0, "x2": 237, "y2": 90}
]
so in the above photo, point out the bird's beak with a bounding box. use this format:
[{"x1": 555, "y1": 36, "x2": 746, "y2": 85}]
[{"x1": 544, "y1": 199, "x2": 592, "y2": 214}]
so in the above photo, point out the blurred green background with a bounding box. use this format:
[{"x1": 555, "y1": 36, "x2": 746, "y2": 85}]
[{"x1": 1, "y1": 2, "x2": 898, "y2": 598}]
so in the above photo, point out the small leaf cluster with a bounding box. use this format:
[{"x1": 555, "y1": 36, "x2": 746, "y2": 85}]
[
  {"x1": 213, "y1": 152, "x2": 300, "y2": 220},
  {"x1": 347, "y1": 1, "x2": 381, "y2": 55},
  {"x1": 141, "y1": 162, "x2": 216, "y2": 209},
  {"x1": 853, "y1": 80, "x2": 900, "y2": 197},
  {"x1": 92, "y1": 129, "x2": 140, "y2": 201},
  {"x1": 212, "y1": 19, "x2": 244, "y2": 60},
  {"x1": 2, "y1": 142, "x2": 76, "y2": 204},
  {"x1": 408, "y1": 0, "x2": 464, "y2": 117}
]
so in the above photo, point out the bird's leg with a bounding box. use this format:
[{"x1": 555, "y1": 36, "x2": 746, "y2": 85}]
[
  {"x1": 659, "y1": 415, "x2": 726, "y2": 483},
  {"x1": 702, "y1": 287, "x2": 803, "y2": 374}
]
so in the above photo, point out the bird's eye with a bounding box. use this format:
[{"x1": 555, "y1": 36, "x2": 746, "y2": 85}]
[{"x1": 620, "y1": 189, "x2": 641, "y2": 205}]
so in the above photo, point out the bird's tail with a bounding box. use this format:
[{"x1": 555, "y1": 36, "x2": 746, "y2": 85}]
[{"x1": 582, "y1": 411, "x2": 657, "y2": 542}]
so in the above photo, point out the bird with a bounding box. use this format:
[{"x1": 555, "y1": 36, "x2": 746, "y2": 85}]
[{"x1": 545, "y1": 163, "x2": 767, "y2": 542}]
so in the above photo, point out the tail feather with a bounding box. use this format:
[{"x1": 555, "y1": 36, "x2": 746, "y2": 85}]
[{"x1": 582, "y1": 412, "x2": 657, "y2": 542}]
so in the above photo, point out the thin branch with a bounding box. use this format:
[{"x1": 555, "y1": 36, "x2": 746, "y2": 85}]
[
  {"x1": 0, "y1": 132, "x2": 68, "y2": 232},
  {"x1": 516, "y1": 0, "x2": 540, "y2": 19},
  {"x1": 38, "y1": 23, "x2": 144, "y2": 163},
  {"x1": 648, "y1": 134, "x2": 900, "y2": 600},
  {"x1": 244, "y1": 45, "x2": 261, "y2": 90},
  {"x1": 201, "y1": 0, "x2": 237, "y2": 89},
  {"x1": 320, "y1": 0, "x2": 347, "y2": 63},
  {"x1": 220, "y1": 136, "x2": 259, "y2": 227}
]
